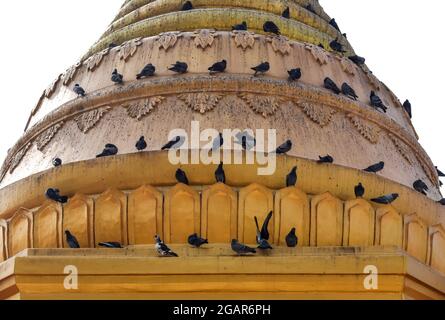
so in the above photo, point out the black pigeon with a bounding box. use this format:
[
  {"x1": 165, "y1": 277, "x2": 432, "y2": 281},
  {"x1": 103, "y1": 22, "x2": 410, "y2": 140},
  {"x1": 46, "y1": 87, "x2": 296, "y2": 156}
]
[
  {"x1": 439, "y1": 199, "x2": 445, "y2": 206},
  {"x1": 371, "y1": 193, "x2": 399, "y2": 205},
  {"x1": 329, "y1": 18, "x2": 341, "y2": 32},
  {"x1": 436, "y1": 166, "x2": 445, "y2": 177},
  {"x1": 370, "y1": 91, "x2": 388, "y2": 113},
  {"x1": 231, "y1": 239, "x2": 256, "y2": 255},
  {"x1": 318, "y1": 155, "x2": 334, "y2": 164},
  {"x1": 176, "y1": 168, "x2": 189, "y2": 185},
  {"x1": 52, "y1": 158, "x2": 62, "y2": 167},
  {"x1": 349, "y1": 55, "x2": 366, "y2": 65},
  {"x1": 354, "y1": 183, "x2": 365, "y2": 198},
  {"x1": 342, "y1": 33, "x2": 348, "y2": 39},
  {"x1": 286, "y1": 166, "x2": 297, "y2": 187},
  {"x1": 282, "y1": 7, "x2": 290, "y2": 19},
  {"x1": 136, "y1": 63, "x2": 156, "y2": 79},
  {"x1": 215, "y1": 162, "x2": 226, "y2": 184},
  {"x1": 182, "y1": 1, "x2": 193, "y2": 11},
  {"x1": 96, "y1": 144, "x2": 118, "y2": 158},
  {"x1": 155, "y1": 235, "x2": 178, "y2": 257},
  {"x1": 251, "y1": 62, "x2": 270, "y2": 76},
  {"x1": 212, "y1": 133, "x2": 224, "y2": 151},
  {"x1": 329, "y1": 38, "x2": 346, "y2": 53},
  {"x1": 403, "y1": 99, "x2": 412, "y2": 118},
  {"x1": 286, "y1": 228, "x2": 298, "y2": 247},
  {"x1": 111, "y1": 69, "x2": 124, "y2": 84},
  {"x1": 341, "y1": 83, "x2": 358, "y2": 100},
  {"x1": 324, "y1": 77, "x2": 341, "y2": 94},
  {"x1": 65, "y1": 230, "x2": 80, "y2": 249},
  {"x1": 162, "y1": 136, "x2": 184, "y2": 150},
  {"x1": 136, "y1": 136, "x2": 147, "y2": 151},
  {"x1": 108, "y1": 43, "x2": 118, "y2": 49},
  {"x1": 237, "y1": 133, "x2": 256, "y2": 151},
  {"x1": 364, "y1": 161, "x2": 385, "y2": 173},
  {"x1": 288, "y1": 68, "x2": 302, "y2": 81},
  {"x1": 188, "y1": 233, "x2": 208, "y2": 248},
  {"x1": 413, "y1": 179, "x2": 429, "y2": 195},
  {"x1": 73, "y1": 84, "x2": 86, "y2": 97},
  {"x1": 168, "y1": 61, "x2": 188, "y2": 74},
  {"x1": 208, "y1": 60, "x2": 227, "y2": 74},
  {"x1": 263, "y1": 21, "x2": 280, "y2": 35},
  {"x1": 305, "y1": 4, "x2": 316, "y2": 14},
  {"x1": 275, "y1": 140, "x2": 292, "y2": 154},
  {"x1": 318, "y1": 43, "x2": 325, "y2": 49},
  {"x1": 258, "y1": 239, "x2": 273, "y2": 250},
  {"x1": 254, "y1": 211, "x2": 273, "y2": 242},
  {"x1": 98, "y1": 242, "x2": 123, "y2": 248},
  {"x1": 232, "y1": 21, "x2": 247, "y2": 31},
  {"x1": 45, "y1": 188, "x2": 68, "y2": 204}
]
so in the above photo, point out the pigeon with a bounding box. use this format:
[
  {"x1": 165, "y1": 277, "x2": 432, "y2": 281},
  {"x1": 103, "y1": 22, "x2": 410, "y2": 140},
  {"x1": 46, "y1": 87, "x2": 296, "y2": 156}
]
[
  {"x1": 354, "y1": 183, "x2": 365, "y2": 198},
  {"x1": 254, "y1": 211, "x2": 273, "y2": 242},
  {"x1": 188, "y1": 233, "x2": 208, "y2": 248},
  {"x1": 286, "y1": 228, "x2": 298, "y2": 247},
  {"x1": 439, "y1": 199, "x2": 445, "y2": 206},
  {"x1": 208, "y1": 60, "x2": 227, "y2": 74},
  {"x1": 136, "y1": 63, "x2": 156, "y2": 79},
  {"x1": 329, "y1": 18, "x2": 341, "y2": 32},
  {"x1": 371, "y1": 193, "x2": 399, "y2": 205},
  {"x1": 232, "y1": 21, "x2": 247, "y2": 31},
  {"x1": 231, "y1": 239, "x2": 256, "y2": 255},
  {"x1": 108, "y1": 43, "x2": 118, "y2": 49},
  {"x1": 370, "y1": 91, "x2": 388, "y2": 113},
  {"x1": 98, "y1": 242, "x2": 123, "y2": 248},
  {"x1": 341, "y1": 83, "x2": 358, "y2": 100},
  {"x1": 275, "y1": 140, "x2": 292, "y2": 154},
  {"x1": 96, "y1": 144, "x2": 118, "y2": 158},
  {"x1": 65, "y1": 230, "x2": 80, "y2": 249},
  {"x1": 318, "y1": 43, "x2": 325, "y2": 49},
  {"x1": 155, "y1": 235, "x2": 178, "y2": 257},
  {"x1": 162, "y1": 136, "x2": 184, "y2": 150},
  {"x1": 176, "y1": 168, "x2": 189, "y2": 185},
  {"x1": 349, "y1": 55, "x2": 366, "y2": 65},
  {"x1": 329, "y1": 38, "x2": 346, "y2": 53},
  {"x1": 251, "y1": 62, "x2": 270, "y2": 76},
  {"x1": 413, "y1": 179, "x2": 428, "y2": 195},
  {"x1": 286, "y1": 166, "x2": 298, "y2": 187},
  {"x1": 212, "y1": 133, "x2": 224, "y2": 151},
  {"x1": 403, "y1": 100, "x2": 412, "y2": 118},
  {"x1": 52, "y1": 158, "x2": 62, "y2": 167},
  {"x1": 288, "y1": 68, "x2": 302, "y2": 81},
  {"x1": 342, "y1": 33, "x2": 348, "y2": 39},
  {"x1": 257, "y1": 238, "x2": 273, "y2": 250},
  {"x1": 263, "y1": 21, "x2": 280, "y2": 35},
  {"x1": 168, "y1": 61, "x2": 188, "y2": 74},
  {"x1": 317, "y1": 155, "x2": 334, "y2": 164},
  {"x1": 136, "y1": 136, "x2": 147, "y2": 151},
  {"x1": 182, "y1": 1, "x2": 193, "y2": 11},
  {"x1": 236, "y1": 131, "x2": 256, "y2": 150},
  {"x1": 73, "y1": 84, "x2": 86, "y2": 97},
  {"x1": 364, "y1": 161, "x2": 385, "y2": 173},
  {"x1": 45, "y1": 188, "x2": 68, "y2": 204},
  {"x1": 324, "y1": 77, "x2": 341, "y2": 94},
  {"x1": 111, "y1": 69, "x2": 124, "y2": 84},
  {"x1": 215, "y1": 162, "x2": 226, "y2": 184},
  {"x1": 436, "y1": 167, "x2": 445, "y2": 177},
  {"x1": 282, "y1": 7, "x2": 290, "y2": 19}
]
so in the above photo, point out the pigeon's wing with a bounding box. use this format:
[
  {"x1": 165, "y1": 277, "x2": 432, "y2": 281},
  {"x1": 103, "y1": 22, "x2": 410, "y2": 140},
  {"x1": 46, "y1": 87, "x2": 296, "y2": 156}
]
[
  {"x1": 261, "y1": 211, "x2": 273, "y2": 240},
  {"x1": 160, "y1": 242, "x2": 171, "y2": 252}
]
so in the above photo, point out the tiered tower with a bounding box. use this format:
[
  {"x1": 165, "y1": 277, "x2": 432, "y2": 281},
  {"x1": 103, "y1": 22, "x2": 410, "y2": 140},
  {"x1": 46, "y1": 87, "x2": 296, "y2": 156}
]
[{"x1": 0, "y1": 0, "x2": 444, "y2": 299}]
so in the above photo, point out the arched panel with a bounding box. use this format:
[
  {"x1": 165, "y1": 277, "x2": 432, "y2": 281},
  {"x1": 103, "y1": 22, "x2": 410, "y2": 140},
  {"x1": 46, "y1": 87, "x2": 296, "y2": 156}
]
[
  {"x1": 0, "y1": 220, "x2": 7, "y2": 262},
  {"x1": 375, "y1": 206, "x2": 403, "y2": 247},
  {"x1": 202, "y1": 183, "x2": 237, "y2": 243},
  {"x1": 238, "y1": 183, "x2": 274, "y2": 244},
  {"x1": 343, "y1": 199, "x2": 375, "y2": 246},
  {"x1": 427, "y1": 224, "x2": 445, "y2": 275},
  {"x1": 274, "y1": 187, "x2": 310, "y2": 246},
  {"x1": 8, "y1": 208, "x2": 33, "y2": 256},
  {"x1": 33, "y1": 201, "x2": 62, "y2": 249},
  {"x1": 94, "y1": 189, "x2": 128, "y2": 247},
  {"x1": 164, "y1": 184, "x2": 200, "y2": 244},
  {"x1": 310, "y1": 193, "x2": 343, "y2": 246},
  {"x1": 128, "y1": 185, "x2": 163, "y2": 245},
  {"x1": 63, "y1": 194, "x2": 94, "y2": 248},
  {"x1": 404, "y1": 213, "x2": 428, "y2": 263}
]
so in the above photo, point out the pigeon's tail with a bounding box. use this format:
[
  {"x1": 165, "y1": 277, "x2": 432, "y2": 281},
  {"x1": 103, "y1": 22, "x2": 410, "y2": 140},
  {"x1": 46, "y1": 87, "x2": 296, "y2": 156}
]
[
  {"x1": 59, "y1": 196, "x2": 68, "y2": 204},
  {"x1": 136, "y1": 74, "x2": 142, "y2": 80},
  {"x1": 169, "y1": 251, "x2": 179, "y2": 257},
  {"x1": 254, "y1": 216, "x2": 260, "y2": 233}
]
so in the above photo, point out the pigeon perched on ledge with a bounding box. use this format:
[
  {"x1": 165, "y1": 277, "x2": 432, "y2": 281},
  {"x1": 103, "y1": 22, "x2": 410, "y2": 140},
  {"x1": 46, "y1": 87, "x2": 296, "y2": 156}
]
[
  {"x1": 208, "y1": 60, "x2": 227, "y2": 74},
  {"x1": 275, "y1": 140, "x2": 293, "y2": 154},
  {"x1": 168, "y1": 61, "x2": 188, "y2": 74},
  {"x1": 341, "y1": 83, "x2": 358, "y2": 100},
  {"x1": 136, "y1": 64, "x2": 156, "y2": 79},
  {"x1": 364, "y1": 161, "x2": 385, "y2": 173},
  {"x1": 135, "y1": 136, "x2": 147, "y2": 151},
  {"x1": 413, "y1": 179, "x2": 429, "y2": 196},
  {"x1": 231, "y1": 239, "x2": 256, "y2": 255},
  {"x1": 65, "y1": 230, "x2": 80, "y2": 249},
  {"x1": 286, "y1": 228, "x2": 298, "y2": 248},
  {"x1": 96, "y1": 144, "x2": 118, "y2": 158},
  {"x1": 286, "y1": 166, "x2": 297, "y2": 187},
  {"x1": 354, "y1": 183, "x2": 365, "y2": 198},
  {"x1": 370, "y1": 91, "x2": 388, "y2": 113},
  {"x1": 329, "y1": 38, "x2": 346, "y2": 53},
  {"x1": 232, "y1": 21, "x2": 247, "y2": 31},
  {"x1": 162, "y1": 136, "x2": 185, "y2": 150},
  {"x1": 263, "y1": 21, "x2": 280, "y2": 35},
  {"x1": 181, "y1": 1, "x2": 193, "y2": 11},
  {"x1": 324, "y1": 77, "x2": 341, "y2": 94},
  {"x1": 317, "y1": 155, "x2": 334, "y2": 164},
  {"x1": 45, "y1": 188, "x2": 68, "y2": 204},
  {"x1": 155, "y1": 235, "x2": 178, "y2": 257},
  {"x1": 98, "y1": 242, "x2": 123, "y2": 248},
  {"x1": 111, "y1": 69, "x2": 124, "y2": 84},
  {"x1": 188, "y1": 233, "x2": 208, "y2": 248},
  {"x1": 288, "y1": 68, "x2": 302, "y2": 81},
  {"x1": 371, "y1": 193, "x2": 399, "y2": 205},
  {"x1": 251, "y1": 62, "x2": 270, "y2": 76},
  {"x1": 282, "y1": 7, "x2": 290, "y2": 19},
  {"x1": 215, "y1": 162, "x2": 226, "y2": 184},
  {"x1": 52, "y1": 158, "x2": 62, "y2": 167},
  {"x1": 73, "y1": 84, "x2": 86, "y2": 97},
  {"x1": 176, "y1": 168, "x2": 189, "y2": 185}
]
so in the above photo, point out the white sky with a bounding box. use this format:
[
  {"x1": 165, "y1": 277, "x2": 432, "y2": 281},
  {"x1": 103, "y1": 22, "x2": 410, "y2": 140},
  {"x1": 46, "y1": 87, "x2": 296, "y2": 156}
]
[{"x1": 0, "y1": 0, "x2": 443, "y2": 192}]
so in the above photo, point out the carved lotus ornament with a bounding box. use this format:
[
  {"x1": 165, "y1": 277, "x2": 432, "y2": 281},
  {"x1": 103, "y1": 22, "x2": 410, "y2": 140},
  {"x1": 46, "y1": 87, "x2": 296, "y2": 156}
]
[
  {"x1": 126, "y1": 97, "x2": 165, "y2": 120},
  {"x1": 193, "y1": 29, "x2": 217, "y2": 49},
  {"x1": 35, "y1": 122, "x2": 64, "y2": 151},
  {"x1": 347, "y1": 114, "x2": 380, "y2": 144},
  {"x1": 305, "y1": 44, "x2": 329, "y2": 65},
  {"x1": 44, "y1": 75, "x2": 61, "y2": 98},
  {"x1": 118, "y1": 37, "x2": 143, "y2": 61},
  {"x1": 232, "y1": 31, "x2": 256, "y2": 51},
  {"x1": 336, "y1": 56, "x2": 356, "y2": 76},
  {"x1": 296, "y1": 100, "x2": 336, "y2": 127},
  {"x1": 9, "y1": 143, "x2": 32, "y2": 174},
  {"x1": 269, "y1": 36, "x2": 291, "y2": 55},
  {"x1": 155, "y1": 32, "x2": 181, "y2": 51},
  {"x1": 62, "y1": 62, "x2": 81, "y2": 86},
  {"x1": 84, "y1": 48, "x2": 110, "y2": 71},
  {"x1": 179, "y1": 93, "x2": 223, "y2": 114},
  {"x1": 388, "y1": 133, "x2": 415, "y2": 165},
  {"x1": 75, "y1": 107, "x2": 111, "y2": 133},
  {"x1": 239, "y1": 93, "x2": 281, "y2": 117}
]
